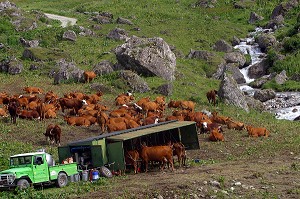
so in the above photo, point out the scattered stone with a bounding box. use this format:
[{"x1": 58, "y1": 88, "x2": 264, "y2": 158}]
[
  {"x1": 234, "y1": 182, "x2": 242, "y2": 186},
  {"x1": 107, "y1": 28, "x2": 128, "y2": 40},
  {"x1": 116, "y1": 17, "x2": 133, "y2": 25},
  {"x1": 209, "y1": 180, "x2": 221, "y2": 188},
  {"x1": 62, "y1": 30, "x2": 77, "y2": 41}
]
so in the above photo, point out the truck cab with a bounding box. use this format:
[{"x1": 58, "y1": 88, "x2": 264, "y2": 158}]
[{"x1": 0, "y1": 152, "x2": 78, "y2": 190}]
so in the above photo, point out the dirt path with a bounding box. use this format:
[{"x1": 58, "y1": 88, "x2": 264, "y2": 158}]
[{"x1": 44, "y1": 13, "x2": 77, "y2": 27}]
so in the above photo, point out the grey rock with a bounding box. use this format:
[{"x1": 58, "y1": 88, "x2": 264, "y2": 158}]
[
  {"x1": 115, "y1": 36, "x2": 176, "y2": 81},
  {"x1": 224, "y1": 51, "x2": 246, "y2": 68},
  {"x1": 99, "y1": 11, "x2": 113, "y2": 19},
  {"x1": 249, "y1": 12, "x2": 264, "y2": 24},
  {"x1": 224, "y1": 63, "x2": 246, "y2": 84},
  {"x1": 154, "y1": 83, "x2": 173, "y2": 96},
  {"x1": 253, "y1": 89, "x2": 276, "y2": 102},
  {"x1": 119, "y1": 70, "x2": 150, "y2": 93},
  {"x1": 248, "y1": 58, "x2": 270, "y2": 79},
  {"x1": 116, "y1": 17, "x2": 133, "y2": 25},
  {"x1": 93, "y1": 60, "x2": 114, "y2": 75},
  {"x1": 213, "y1": 39, "x2": 233, "y2": 52},
  {"x1": 245, "y1": 96, "x2": 265, "y2": 111},
  {"x1": 107, "y1": 28, "x2": 128, "y2": 40},
  {"x1": 232, "y1": 36, "x2": 240, "y2": 46},
  {"x1": 290, "y1": 74, "x2": 300, "y2": 82},
  {"x1": 218, "y1": 73, "x2": 249, "y2": 112},
  {"x1": 0, "y1": 57, "x2": 23, "y2": 75},
  {"x1": 92, "y1": 15, "x2": 113, "y2": 24},
  {"x1": 62, "y1": 30, "x2": 77, "y2": 41},
  {"x1": 53, "y1": 59, "x2": 84, "y2": 84},
  {"x1": 256, "y1": 33, "x2": 277, "y2": 52},
  {"x1": 274, "y1": 70, "x2": 287, "y2": 85},
  {"x1": 19, "y1": 37, "x2": 39, "y2": 47},
  {"x1": 265, "y1": 15, "x2": 284, "y2": 30},
  {"x1": 187, "y1": 50, "x2": 216, "y2": 61}
]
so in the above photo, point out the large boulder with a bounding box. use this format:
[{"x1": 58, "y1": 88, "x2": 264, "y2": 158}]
[
  {"x1": 247, "y1": 58, "x2": 270, "y2": 79},
  {"x1": 223, "y1": 51, "x2": 246, "y2": 68},
  {"x1": 255, "y1": 33, "x2": 277, "y2": 52},
  {"x1": 0, "y1": 57, "x2": 23, "y2": 75},
  {"x1": 119, "y1": 70, "x2": 150, "y2": 93},
  {"x1": 213, "y1": 39, "x2": 233, "y2": 52},
  {"x1": 211, "y1": 63, "x2": 245, "y2": 84},
  {"x1": 93, "y1": 60, "x2": 114, "y2": 76},
  {"x1": 253, "y1": 89, "x2": 276, "y2": 102},
  {"x1": 218, "y1": 73, "x2": 249, "y2": 112},
  {"x1": 53, "y1": 59, "x2": 84, "y2": 84},
  {"x1": 115, "y1": 36, "x2": 176, "y2": 81}
]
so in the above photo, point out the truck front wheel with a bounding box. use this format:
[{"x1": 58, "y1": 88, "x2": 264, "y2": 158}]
[
  {"x1": 17, "y1": 179, "x2": 30, "y2": 190},
  {"x1": 56, "y1": 172, "x2": 68, "y2": 188}
]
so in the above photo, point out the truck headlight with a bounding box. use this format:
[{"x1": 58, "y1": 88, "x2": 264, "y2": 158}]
[{"x1": 7, "y1": 174, "x2": 16, "y2": 184}]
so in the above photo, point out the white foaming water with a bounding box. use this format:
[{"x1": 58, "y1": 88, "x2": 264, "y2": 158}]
[{"x1": 234, "y1": 27, "x2": 300, "y2": 121}]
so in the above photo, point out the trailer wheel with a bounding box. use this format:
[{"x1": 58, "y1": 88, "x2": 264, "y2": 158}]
[
  {"x1": 56, "y1": 172, "x2": 68, "y2": 188},
  {"x1": 17, "y1": 179, "x2": 30, "y2": 190},
  {"x1": 99, "y1": 166, "x2": 113, "y2": 178}
]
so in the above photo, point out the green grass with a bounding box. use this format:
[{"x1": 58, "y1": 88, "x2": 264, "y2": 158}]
[{"x1": 0, "y1": 0, "x2": 300, "y2": 198}]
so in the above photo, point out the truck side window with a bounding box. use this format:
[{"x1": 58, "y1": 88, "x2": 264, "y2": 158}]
[{"x1": 35, "y1": 156, "x2": 43, "y2": 165}]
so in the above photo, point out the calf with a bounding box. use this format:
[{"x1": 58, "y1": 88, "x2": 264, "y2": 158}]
[
  {"x1": 246, "y1": 125, "x2": 270, "y2": 137},
  {"x1": 140, "y1": 145, "x2": 174, "y2": 172},
  {"x1": 172, "y1": 142, "x2": 186, "y2": 167},
  {"x1": 44, "y1": 123, "x2": 61, "y2": 146},
  {"x1": 17, "y1": 110, "x2": 40, "y2": 120},
  {"x1": 125, "y1": 150, "x2": 140, "y2": 174},
  {"x1": 226, "y1": 119, "x2": 244, "y2": 130},
  {"x1": 201, "y1": 121, "x2": 223, "y2": 134},
  {"x1": 209, "y1": 128, "x2": 225, "y2": 142},
  {"x1": 23, "y1": 86, "x2": 43, "y2": 94},
  {"x1": 206, "y1": 89, "x2": 218, "y2": 106},
  {"x1": 8, "y1": 101, "x2": 18, "y2": 124}
]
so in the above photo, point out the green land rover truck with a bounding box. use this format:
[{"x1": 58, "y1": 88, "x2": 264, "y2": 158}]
[{"x1": 0, "y1": 151, "x2": 78, "y2": 190}]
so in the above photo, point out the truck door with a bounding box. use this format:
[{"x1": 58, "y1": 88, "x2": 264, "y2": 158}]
[{"x1": 32, "y1": 155, "x2": 49, "y2": 183}]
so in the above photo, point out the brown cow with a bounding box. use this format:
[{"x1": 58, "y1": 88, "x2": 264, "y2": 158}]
[
  {"x1": 17, "y1": 110, "x2": 40, "y2": 120},
  {"x1": 201, "y1": 121, "x2": 223, "y2": 134},
  {"x1": 83, "y1": 71, "x2": 97, "y2": 83},
  {"x1": 23, "y1": 86, "x2": 43, "y2": 94},
  {"x1": 8, "y1": 100, "x2": 18, "y2": 124},
  {"x1": 44, "y1": 124, "x2": 61, "y2": 146},
  {"x1": 97, "y1": 111, "x2": 109, "y2": 133},
  {"x1": 59, "y1": 98, "x2": 88, "y2": 115},
  {"x1": 140, "y1": 144, "x2": 174, "y2": 172},
  {"x1": 125, "y1": 150, "x2": 140, "y2": 174},
  {"x1": 209, "y1": 128, "x2": 225, "y2": 142},
  {"x1": 206, "y1": 89, "x2": 218, "y2": 106},
  {"x1": 64, "y1": 116, "x2": 91, "y2": 126},
  {"x1": 246, "y1": 125, "x2": 270, "y2": 138},
  {"x1": 168, "y1": 100, "x2": 181, "y2": 108},
  {"x1": 0, "y1": 107, "x2": 8, "y2": 117},
  {"x1": 179, "y1": 100, "x2": 195, "y2": 112},
  {"x1": 211, "y1": 111, "x2": 230, "y2": 124},
  {"x1": 172, "y1": 142, "x2": 186, "y2": 167},
  {"x1": 142, "y1": 101, "x2": 160, "y2": 117},
  {"x1": 107, "y1": 121, "x2": 127, "y2": 133},
  {"x1": 226, "y1": 119, "x2": 244, "y2": 130},
  {"x1": 45, "y1": 109, "x2": 57, "y2": 119}
]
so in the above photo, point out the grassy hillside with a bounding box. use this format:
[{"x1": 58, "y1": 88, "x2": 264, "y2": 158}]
[{"x1": 0, "y1": 0, "x2": 300, "y2": 198}]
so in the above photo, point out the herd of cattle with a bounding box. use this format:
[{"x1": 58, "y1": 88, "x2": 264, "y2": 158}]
[{"x1": 0, "y1": 86, "x2": 270, "y2": 172}]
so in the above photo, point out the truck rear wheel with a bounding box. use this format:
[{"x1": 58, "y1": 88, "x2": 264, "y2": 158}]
[
  {"x1": 17, "y1": 179, "x2": 30, "y2": 190},
  {"x1": 56, "y1": 172, "x2": 68, "y2": 188}
]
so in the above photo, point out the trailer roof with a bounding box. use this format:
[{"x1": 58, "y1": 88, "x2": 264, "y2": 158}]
[
  {"x1": 67, "y1": 120, "x2": 196, "y2": 145},
  {"x1": 107, "y1": 121, "x2": 196, "y2": 141}
]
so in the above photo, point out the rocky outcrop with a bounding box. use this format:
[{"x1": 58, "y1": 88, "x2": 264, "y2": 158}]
[
  {"x1": 107, "y1": 28, "x2": 128, "y2": 40},
  {"x1": 218, "y1": 73, "x2": 249, "y2": 112},
  {"x1": 247, "y1": 58, "x2": 270, "y2": 79},
  {"x1": 0, "y1": 57, "x2": 23, "y2": 75},
  {"x1": 253, "y1": 89, "x2": 276, "y2": 102},
  {"x1": 53, "y1": 59, "x2": 84, "y2": 84},
  {"x1": 213, "y1": 39, "x2": 233, "y2": 52},
  {"x1": 115, "y1": 36, "x2": 176, "y2": 81},
  {"x1": 93, "y1": 60, "x2": 114, "y2": 76},
  {"x1": 187, "y1": 50, "x2": 217, "y2": 61},
  {"x1": 245, "y1": 96, "x2": 265, "y2": 111},
  {"x1": 119, "y1": 70, "x2": 150, "y2": 93},
  {"x1": 249, "y1": 12, "x2": 264, "y2": 24},
  {"x1": 63, "y1": 30, "x2": 77, "y2": 41}
]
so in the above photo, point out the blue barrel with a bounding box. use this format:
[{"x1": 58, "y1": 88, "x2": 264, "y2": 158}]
[{"x1": 92, "y1": 170, "x2": 99, "y2": 181}]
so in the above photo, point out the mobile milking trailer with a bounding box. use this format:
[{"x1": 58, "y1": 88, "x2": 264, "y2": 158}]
[{"x1": 58, "y1": 120, "x2": 200, "y2": 173}]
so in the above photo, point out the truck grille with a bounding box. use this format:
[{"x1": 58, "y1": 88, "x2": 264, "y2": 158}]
[{"x1": 0, "y1": 174, "x2": 15, "y2": 186}]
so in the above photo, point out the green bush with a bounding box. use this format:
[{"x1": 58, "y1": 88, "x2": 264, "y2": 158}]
[{"x1": 282, "y1": 34, "x2": 300, "y2": 52}]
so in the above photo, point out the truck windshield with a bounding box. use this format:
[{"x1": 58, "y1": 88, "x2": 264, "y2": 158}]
[{"x1": 10, "y1": 156, "x2": 32, "y2": 166}]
